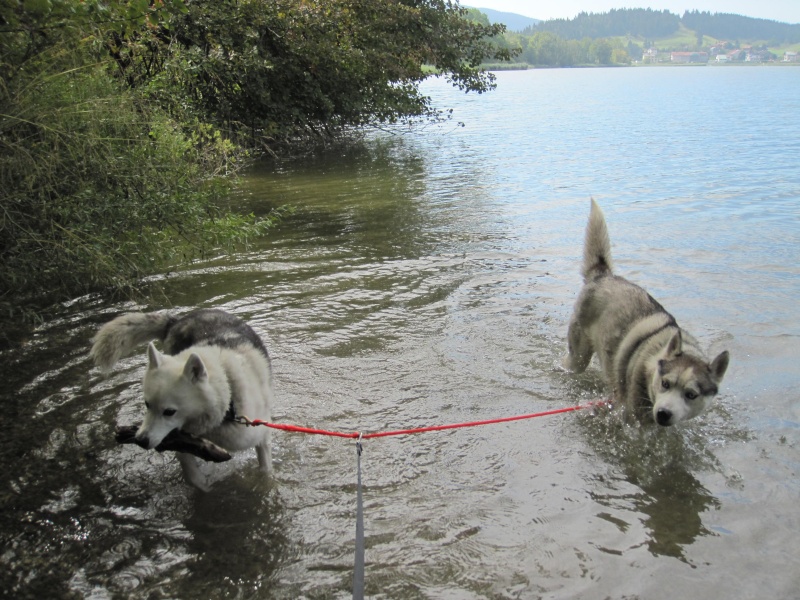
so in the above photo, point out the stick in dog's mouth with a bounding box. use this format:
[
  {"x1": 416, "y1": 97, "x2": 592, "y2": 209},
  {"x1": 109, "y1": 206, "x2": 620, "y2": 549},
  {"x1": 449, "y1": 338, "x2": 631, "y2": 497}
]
[{"x1": 115, "y1": 425, "x2": 232, "y2": 463}]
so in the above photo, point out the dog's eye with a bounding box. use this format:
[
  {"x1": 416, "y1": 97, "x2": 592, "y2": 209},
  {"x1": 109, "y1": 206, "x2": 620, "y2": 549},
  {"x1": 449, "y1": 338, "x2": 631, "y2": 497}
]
[
  {"x1": 163, "y1": 408, "x2": 177, "y2": 417},
  {"x1": 661, "y1": 379, "x2": 670, "y2": 390},
  {"x1": 685, "y1": 391, "x2": 698, "y2": 401}
]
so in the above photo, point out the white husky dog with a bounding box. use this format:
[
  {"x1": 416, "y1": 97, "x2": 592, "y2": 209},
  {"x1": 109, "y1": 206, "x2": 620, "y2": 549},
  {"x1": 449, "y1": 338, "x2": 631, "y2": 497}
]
[
  {"x1": 564, "y1": 200, "x2": 730, "y2": 426},
  {"x1": 91, "y1": 309, "x2": 273, "y2": 490}
]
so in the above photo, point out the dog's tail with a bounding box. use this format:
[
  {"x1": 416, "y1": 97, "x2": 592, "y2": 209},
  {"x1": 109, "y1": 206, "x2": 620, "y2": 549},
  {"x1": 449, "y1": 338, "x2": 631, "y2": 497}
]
[
  {"x1": 90, "y1": 311, "x2": 176, "y2": 372},
  {"x1": 581, "y1": 198, "x2": 613, "y2": 282}
]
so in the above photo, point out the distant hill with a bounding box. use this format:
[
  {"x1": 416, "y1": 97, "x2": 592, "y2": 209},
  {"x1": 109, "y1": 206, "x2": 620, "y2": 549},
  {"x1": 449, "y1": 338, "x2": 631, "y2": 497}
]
[
  {"x1": 533, "y1": 8, "x2": 680, "y2": 39},
  {"x1": 471, "y1": 7, "x2": 539, "y2": 32},
  {"x1": 682, "y1": 11, "x2": 800, "y2": 43},
  {"x1": 528, "y1": 8, "x2": 800, "y2": 43}
]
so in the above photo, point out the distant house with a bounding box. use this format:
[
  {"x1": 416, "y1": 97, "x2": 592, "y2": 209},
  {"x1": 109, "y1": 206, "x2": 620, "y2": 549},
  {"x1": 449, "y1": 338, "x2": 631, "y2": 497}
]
[
  {"x1": 670, "y1": 52, "x2": 709, "y2": 64},
  {"x1": 785, "y1": 51, "x2": 799, "y2": 63},
  {"x1": 643, "y1": 47, "x2": 659, "y2": 61},
  {"x1": 715, "y1": 54, "x2": 729, "y2": 63}
]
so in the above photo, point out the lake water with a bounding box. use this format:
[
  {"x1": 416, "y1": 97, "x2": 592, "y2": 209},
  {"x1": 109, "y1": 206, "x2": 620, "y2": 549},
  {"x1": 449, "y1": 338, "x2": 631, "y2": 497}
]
[{"x1": 2, "y1": 67, "x2": 799, "y2": 599}]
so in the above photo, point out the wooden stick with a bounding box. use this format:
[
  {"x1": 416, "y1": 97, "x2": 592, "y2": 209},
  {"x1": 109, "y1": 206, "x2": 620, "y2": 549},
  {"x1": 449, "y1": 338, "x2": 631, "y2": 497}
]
[{"x1": 115, "y1": 425, "x2": 232, "y2": 462}]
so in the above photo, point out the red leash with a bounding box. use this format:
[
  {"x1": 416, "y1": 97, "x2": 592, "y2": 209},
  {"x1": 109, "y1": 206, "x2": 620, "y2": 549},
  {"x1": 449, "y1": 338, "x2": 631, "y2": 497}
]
[
  {"x1": 234, "y1": 399, "x2": 610, "y2": 600},
  {"x1": 237, "y1": 400, "x2": 610, "y2": 439}
]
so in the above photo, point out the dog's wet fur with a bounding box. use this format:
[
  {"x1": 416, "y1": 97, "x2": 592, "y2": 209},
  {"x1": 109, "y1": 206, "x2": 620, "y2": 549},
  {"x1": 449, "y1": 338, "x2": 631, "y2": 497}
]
[
  {"x1": 564, "y1": 200, "x2": 729, "y2": 426},
  {"x1": 91, "y1": 309, "x2": 273, "y2": 490}
]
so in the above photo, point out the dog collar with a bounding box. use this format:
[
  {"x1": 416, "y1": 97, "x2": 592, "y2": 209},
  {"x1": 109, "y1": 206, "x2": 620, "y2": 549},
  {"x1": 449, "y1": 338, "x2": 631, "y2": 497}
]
[{"x1": 224, "y1": 400, "x2": 237, "y2": 422}]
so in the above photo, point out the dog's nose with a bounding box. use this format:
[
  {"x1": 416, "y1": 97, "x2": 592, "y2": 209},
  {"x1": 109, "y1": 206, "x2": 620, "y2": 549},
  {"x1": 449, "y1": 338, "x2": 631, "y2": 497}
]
[
  {"x1": 656, "y1": 408, "x2": 673, "y2": 426},
  {"x1": 134, "y1": 435, "x2": 150, "y2": 449}
]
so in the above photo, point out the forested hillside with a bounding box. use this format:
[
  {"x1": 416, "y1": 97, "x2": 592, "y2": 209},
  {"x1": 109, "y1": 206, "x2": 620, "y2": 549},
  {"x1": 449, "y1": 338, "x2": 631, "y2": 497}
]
[
  {"x1": 681, "y1": 11, "x2": 800, "y2": 44},
  {"x1": 526, "y1": 8, "x2": 680, "y2": 39},
  {"x1": 491, "y1": 7, "x2": 800, "y2": 67},
  {"x1": 524, "y1": 7, "x2": 800, "y2": 43}
]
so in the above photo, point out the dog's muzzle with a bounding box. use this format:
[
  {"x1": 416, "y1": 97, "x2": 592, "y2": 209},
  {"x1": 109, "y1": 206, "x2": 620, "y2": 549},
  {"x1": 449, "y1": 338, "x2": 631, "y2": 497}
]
[
  {"x1": 655, "y1": 408, "x2": 673, "y2": 426},
  {"x1": 134, "y1": 435, "x2": 151, "y2": 449}
]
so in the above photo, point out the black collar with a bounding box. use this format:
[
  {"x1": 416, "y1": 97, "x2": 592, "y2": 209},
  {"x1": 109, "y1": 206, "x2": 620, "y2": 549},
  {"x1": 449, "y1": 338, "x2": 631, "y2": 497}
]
[{"x1": 224, "y1": 400, "x2": 237, "y2": 422}]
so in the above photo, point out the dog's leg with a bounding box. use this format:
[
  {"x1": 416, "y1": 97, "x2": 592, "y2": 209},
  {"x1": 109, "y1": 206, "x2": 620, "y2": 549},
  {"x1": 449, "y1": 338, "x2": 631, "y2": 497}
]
[
  {"x1": 256, "y1": 437, "x2": 272, "y2": 476},
  {"x1": 563, "y1": 321, "x2": 593, "y2": 373},
  {"x1": 177, "y1": 453, "x2": 210, "y2": 492}
]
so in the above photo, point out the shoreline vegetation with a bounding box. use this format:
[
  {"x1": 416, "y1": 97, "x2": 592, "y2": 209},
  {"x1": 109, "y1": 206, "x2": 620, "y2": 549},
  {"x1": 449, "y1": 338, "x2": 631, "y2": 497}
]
[
  {"x1": 2, "y1": 2, "x2": 797, "y2": 343},
  {"x1": 0, "y1": 0, "x2": 511, "y2": 340},
  {"x1": 480, "y1": 61, "x2": 800, "y2": 71}
]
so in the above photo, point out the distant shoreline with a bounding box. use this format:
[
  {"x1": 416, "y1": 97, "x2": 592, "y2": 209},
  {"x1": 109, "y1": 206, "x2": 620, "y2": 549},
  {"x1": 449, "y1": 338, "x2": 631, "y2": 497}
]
[{"x1": 482, "y1": 62, "x2": 800, "y2": 71}]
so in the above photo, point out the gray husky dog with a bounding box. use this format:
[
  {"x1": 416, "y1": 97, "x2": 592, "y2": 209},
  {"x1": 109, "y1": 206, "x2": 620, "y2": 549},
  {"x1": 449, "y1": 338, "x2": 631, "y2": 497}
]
[
  {"x1": 564, "y1": 200, "x2": 729, "y2": 426},
  {"x1": 91, "y1": 309, "x2": 273, "y2": 490}
]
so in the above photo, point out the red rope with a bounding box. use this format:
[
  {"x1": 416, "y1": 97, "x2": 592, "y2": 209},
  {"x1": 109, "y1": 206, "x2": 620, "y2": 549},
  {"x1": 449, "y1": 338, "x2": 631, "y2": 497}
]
[{"x1": 242, "y1": 400, "x2": 609, "y2": 440}]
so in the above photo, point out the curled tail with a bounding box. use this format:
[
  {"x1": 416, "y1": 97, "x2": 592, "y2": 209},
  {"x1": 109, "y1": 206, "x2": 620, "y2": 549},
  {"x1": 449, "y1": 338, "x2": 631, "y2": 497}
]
[
  {"x1": 90, "y1": 311, "x2": 176, "y2": 372},
  {"x1": 581, "y1": 198, "x2": 613, "y2": 282}
]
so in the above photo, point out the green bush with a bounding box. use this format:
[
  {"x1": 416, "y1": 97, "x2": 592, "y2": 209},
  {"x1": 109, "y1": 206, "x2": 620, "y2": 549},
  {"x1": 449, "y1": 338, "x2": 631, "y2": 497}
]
[
  {"x1": 0, "y1": 57, "x2": 273, "y2": 315},
  {"x1": 0, "y1": 0, "x2": 509, "y2": 327},
  {"x1": 0, "y1": 2, "x2": 278, "y2": 322}
]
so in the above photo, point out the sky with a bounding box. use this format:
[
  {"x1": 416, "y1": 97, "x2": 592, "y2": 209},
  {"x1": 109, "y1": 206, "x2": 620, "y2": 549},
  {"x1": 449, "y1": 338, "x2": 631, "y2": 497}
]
[{"x1": 466, "y1": 1, "x2": 800, "y2": 24}]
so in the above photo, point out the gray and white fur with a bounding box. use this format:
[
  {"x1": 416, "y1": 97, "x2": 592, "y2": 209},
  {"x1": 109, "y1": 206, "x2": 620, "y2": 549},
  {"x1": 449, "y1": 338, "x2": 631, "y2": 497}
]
[
  {"x1": 91, "y1": 309, "x2": 273, "y2": 490},
  {"x1": 564, "y1": 200, "x2": 729, "y2": 426}
]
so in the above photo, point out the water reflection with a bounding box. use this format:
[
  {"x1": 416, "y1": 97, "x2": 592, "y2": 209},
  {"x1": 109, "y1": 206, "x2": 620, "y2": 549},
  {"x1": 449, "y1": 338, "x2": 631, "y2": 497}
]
[
  {"x1": 582, "y1": 412, "x2": 721, "y2": 564},
  {"x1": 634, "y1": 463, "x2": 719, "y2": 561},
  {"x1": 236, "y1": 140, "x2": 432, "y2": 259},
  {"x1": 1, "y1": 67, "x2": 798, "y2": 598},
  {"x1": 64, "y1": 461, "x2": 290, "y2": 599},
  {"x1": 0, "y1": 306, "x2": 293, "y2": 599},
  {"x1": 175, "y1": 479, "x2": 291, "y2": 599}
]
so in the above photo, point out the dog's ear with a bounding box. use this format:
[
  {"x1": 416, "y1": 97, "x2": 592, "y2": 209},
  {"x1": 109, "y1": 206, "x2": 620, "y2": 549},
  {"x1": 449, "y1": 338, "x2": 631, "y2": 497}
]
[
  {"x1": 666, "y1": 330, "x2": 682, "y2": 357},
  {"x1": 147, "y1": 342, "x2": 163, "y2": 370},
  {"x1": 709, "y1": 350, "x2": 730, "y2": 383},
  {"x1": 183, "y1": 353, "x2": 208, "y2": 383}
]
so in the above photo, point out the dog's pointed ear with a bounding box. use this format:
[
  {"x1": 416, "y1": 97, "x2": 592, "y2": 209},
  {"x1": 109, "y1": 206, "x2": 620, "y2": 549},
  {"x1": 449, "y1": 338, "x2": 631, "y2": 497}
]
[
  {"x1": 666, "y1": 330, "x2": 682, "y2": 357},
  {"x1": 183, "y1": 353, "x2": 208, "y2": 383},
  {"x1": 709, "y1": 350, "x2": 730, "y2": 383},
  {"x1": 147, "y1": 342, "x2": 163, "y2": 370}
]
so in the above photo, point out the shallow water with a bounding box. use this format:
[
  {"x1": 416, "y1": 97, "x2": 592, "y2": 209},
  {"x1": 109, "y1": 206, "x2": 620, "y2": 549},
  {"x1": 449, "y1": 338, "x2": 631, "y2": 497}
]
[{"x1": 1, "y1": 67, "x2": 799, "y2": 599}]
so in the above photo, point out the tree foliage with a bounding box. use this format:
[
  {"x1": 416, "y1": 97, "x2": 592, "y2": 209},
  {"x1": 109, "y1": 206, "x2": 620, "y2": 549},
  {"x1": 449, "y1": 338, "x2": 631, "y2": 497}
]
[
  {"x1": 0, "y1": 0, "x2": 512, "y2": 323},
  {"x1": 122, "y1": 0, "x2": 514, "y2": 147},
  {"x1": 0, "y1": 1, "x2": 275, "y2": 315},
  {"x1": 507, "y1": 32, "x2": 629, "y2": 67}
]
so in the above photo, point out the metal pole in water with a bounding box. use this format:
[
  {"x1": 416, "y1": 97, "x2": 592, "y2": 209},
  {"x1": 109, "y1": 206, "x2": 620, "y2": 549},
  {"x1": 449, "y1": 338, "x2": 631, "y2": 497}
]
[{"x1": 353, "y1": 436, "x2": 365, "y2": 600}]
